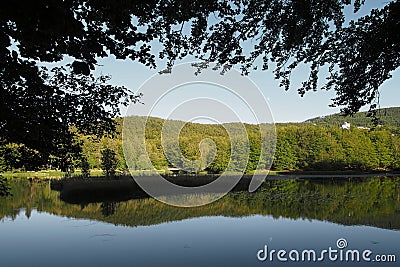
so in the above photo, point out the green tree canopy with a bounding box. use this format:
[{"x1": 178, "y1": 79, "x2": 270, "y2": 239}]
[
  {"x1": 1, "y1": 0, "x2": 398, "y2": 167},
  {"x1": 101, "y1": 148, "x2": 117, "y2": 177}
]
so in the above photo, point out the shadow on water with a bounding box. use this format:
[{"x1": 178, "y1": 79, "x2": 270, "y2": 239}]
[
  {"x1": 0, "y1": 176, "x2": 11, "y2": 197},
  {"x1": 50, "y1": 175, "x2": 256, "y2": 204},
  {"x1": 1, "y1": 176, "x2": 399, "y2": 230}
]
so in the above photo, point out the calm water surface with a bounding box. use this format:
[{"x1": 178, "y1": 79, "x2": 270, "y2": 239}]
[{"x1": 1, "y1": 177, "x2": 399, "y2": 267}]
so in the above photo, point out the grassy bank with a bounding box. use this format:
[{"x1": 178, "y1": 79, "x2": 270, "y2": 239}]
[
  {"x1": 0, "y1": 169, "x2": 104, "y2": 179},
  {"x1": 241, "y1": 170, "x2": 394, "y2": 176},
  {"x1": 0, "y1": 169, "x2": 161, "y2": 179},
  {"x1": 2, "y1": 168, "x2": 399, "y2": 180}
]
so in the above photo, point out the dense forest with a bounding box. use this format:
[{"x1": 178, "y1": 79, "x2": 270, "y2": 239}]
[
  {"x1": 306, "y1": 107, "x2": 400, "y2": 128},
  {"x1": 1, "y1": 113, "x2": 400, "y2": 174}
]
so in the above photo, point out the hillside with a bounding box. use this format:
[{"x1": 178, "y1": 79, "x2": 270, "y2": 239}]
[
  {"x1": 2, "y1": 114, "x2": 400, "y2": 173},
  {"x1": 98, "y1": 116, "x2": 400, "y2": 172},
  {"x1": 305, "y1": 107, "x2": 400, "y2": 127}
]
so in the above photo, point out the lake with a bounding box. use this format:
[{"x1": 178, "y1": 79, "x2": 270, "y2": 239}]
[{"x1": 0, "y1": 177, "x2": 399, "y2": 266}]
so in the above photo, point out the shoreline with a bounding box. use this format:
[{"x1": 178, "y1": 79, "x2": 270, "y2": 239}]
[
  {"x1": 271, "y1": 172, "x2": 400, "y2": 179},
  {"x1": 2, "y1": 170, "x2": 400, "y2": 180}
]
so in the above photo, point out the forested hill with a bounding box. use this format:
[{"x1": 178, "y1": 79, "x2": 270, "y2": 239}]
[
  {"x1": 305, "y1": 107, "x2": 400, "y2": 127},
  {"x1": 1, "y1": 115, "x2": 400, "y2": 173}
]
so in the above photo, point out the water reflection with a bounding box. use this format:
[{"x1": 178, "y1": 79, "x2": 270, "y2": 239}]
[
  {"x1": 1, "y1": 177, "x2": 399, "y2": 230},
  {"x1": 0, "y1": 177, "x2": 399, "y2": 267}
]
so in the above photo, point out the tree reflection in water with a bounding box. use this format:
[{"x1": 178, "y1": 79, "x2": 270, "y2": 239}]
[{"x1": 0, "y1": 177, "x2": 399, "y2": 230}]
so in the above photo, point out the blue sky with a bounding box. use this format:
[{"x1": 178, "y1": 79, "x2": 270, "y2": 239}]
[
  {"x1": 92, "y1": 1, "x2": 399, "y2": 123},
  {"x1": 95, "y1": 57, "x2": 399, "y2": 124}
]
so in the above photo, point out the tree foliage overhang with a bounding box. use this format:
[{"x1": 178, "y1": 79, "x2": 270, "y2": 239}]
[{"x1": 0, "y1": 0, "x2": 399, "y2": 164}]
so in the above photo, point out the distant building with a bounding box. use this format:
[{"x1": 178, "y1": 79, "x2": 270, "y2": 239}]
[{"x1": 341, "y1": 122, "x2": 351, "y2": 130}]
